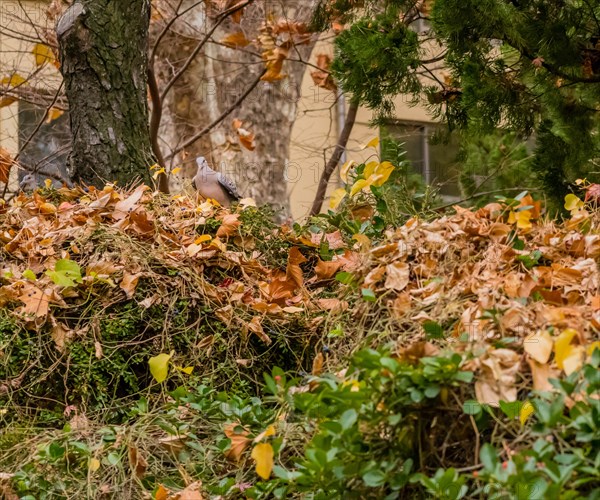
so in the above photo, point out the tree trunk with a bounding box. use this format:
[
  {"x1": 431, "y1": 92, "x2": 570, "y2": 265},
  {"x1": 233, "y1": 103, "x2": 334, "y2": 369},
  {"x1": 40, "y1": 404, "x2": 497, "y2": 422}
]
[
  {"x1": 153, "y1": 0, "x2": 315, "y2": 214},
  {"x1": 57, "y1": 0, "x2": 154, "y2": 187}
]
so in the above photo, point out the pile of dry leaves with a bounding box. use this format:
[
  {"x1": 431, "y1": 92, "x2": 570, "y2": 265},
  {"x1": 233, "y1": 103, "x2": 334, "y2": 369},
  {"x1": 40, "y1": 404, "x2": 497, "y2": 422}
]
[
  {"x1": 0, "y1": 184, "x2": 598, "y2": 411},
  {"x1": 355, "y1": 193, "x2": 600, "y2": 405}
]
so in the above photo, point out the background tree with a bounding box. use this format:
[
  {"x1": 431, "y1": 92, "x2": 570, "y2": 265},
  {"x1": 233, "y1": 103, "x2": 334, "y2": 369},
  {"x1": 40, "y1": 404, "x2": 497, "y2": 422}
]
[
  {"x1": 316, "y1": 0, "x2": 600, "y2": 207},
  {"x1": 1, "y1": 0, "x2": 320, "y2": 212}
]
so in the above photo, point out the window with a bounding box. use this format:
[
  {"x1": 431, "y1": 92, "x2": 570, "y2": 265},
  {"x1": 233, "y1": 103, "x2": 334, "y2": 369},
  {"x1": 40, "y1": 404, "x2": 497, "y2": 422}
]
[
  {"x1": 18, "y1": 101, "x2": 70, "y2": 183},
  {"x1": 381, "y1": 122, "x2": 461, "y2": 198}
]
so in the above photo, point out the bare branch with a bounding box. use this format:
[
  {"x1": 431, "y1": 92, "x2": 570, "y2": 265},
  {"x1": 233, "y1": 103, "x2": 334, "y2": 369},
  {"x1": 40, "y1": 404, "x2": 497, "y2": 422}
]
[
  {"x1": 310, "y1": 99, "x2": 359, "y2": 216},
  {"x1": 159, "y1": 0, "x2": 255, "y2": 103},
  {"x1": 165, "y1": 68, "x2": 266, "y2": 161}
]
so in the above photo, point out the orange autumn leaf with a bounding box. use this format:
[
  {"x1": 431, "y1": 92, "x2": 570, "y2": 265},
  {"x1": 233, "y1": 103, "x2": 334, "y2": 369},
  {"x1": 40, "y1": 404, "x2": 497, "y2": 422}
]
[
  {"x1": 220, "y1": 31, "x2": 251, "y2": 48},
  {"x1": 224, "y1": 423, "x2": 251, "y2": 462},
  {"x1": 314, "y1": 259, "x2": 342, "y2": 280},
  {"x1": 216, "y1": 213, "x2": 241, "y2": 238},
  {"x1": 0, "y1": 146, "x2": 13, "y2": 184},
  {"x1": 286, "y1": 247, "x2": 307, "y2": 288}
]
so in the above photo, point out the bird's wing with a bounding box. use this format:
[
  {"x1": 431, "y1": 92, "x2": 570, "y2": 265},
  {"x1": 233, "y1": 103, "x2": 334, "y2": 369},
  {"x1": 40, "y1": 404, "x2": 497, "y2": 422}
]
[{"x1": 217, "y1": 172, "x2": 241, "y2": 200}]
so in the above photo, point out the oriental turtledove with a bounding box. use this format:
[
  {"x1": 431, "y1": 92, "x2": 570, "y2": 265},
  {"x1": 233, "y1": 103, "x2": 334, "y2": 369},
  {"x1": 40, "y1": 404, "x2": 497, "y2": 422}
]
[{"x1": 193, "y1": 156, "x2": 241, "y2": 207}]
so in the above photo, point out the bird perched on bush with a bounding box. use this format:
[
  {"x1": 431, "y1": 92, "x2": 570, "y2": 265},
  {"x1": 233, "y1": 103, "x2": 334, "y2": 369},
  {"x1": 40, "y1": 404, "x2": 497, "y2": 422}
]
[
  {"x1": 193, "y1": 156, "x2": 241, "y2": 207},
  {"x1": 19, "y1": 172, "x2": 71, "y2": 191}
]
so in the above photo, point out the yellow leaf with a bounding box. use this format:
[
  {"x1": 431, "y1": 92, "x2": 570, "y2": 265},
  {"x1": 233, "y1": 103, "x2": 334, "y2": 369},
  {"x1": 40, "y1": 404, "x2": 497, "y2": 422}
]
[
  {"x1": 194, "y1": 234, "x2": 212, "y2": 244},
  {"x1": 554, "y1": 329, "x2": 584, "y2": 375},
  {"x1": 89, "y1": 458, "x2": 101, "y2": 472},
  {"x1": 329, "y1": 188, "x2": 347, "y2": 209},
  {"x1": 564, "y1": 193, "x2": 583, "y2": 211},
  {"x1": 362, "y1": 137, "x2": 379, "y2": 149},
  {"x1": 519, "y1": 401, "x2": 534, "y2": 425},
  {"x1": 524, "y1": 330, "x2": 553, "y2": 364},
  {"x1": 32, "y1": 43, "x2": 56, "y2": 67},
  {"x1": 372, "y1": 161, "x2": 395, "y2": 187},
  {"x1": 363, "y1": 161, "x2": 379, "y2": 178},
  {"x1": 1, "y1": 73, "x2": 26, "y2": 87},
  {"x1": 45, "y1": 107, "x2": 64, "y2": 123},
  {"x1": 516, "y1": 210, "x2": 532, "y2": 229},
  {"x1": 352, "y1": 233, "x2": 371, "y2": 250},
  {"x1": 152, "y1": 167, "x2": 166, "y2": 180},
  {"x1": 148, "y1": 352, "x2": 172, "y2": 383},
  {"x1": 509, "y1": 210, "x2": 532, "y2": 229},
  {"x1": 44, "y1": 178, "x2": 53, "y2": 189},
  {"x1": 180, "y1": 366, "x2": 194, "y2": 375},
  {"x1": 171, "y1": 167, "x2": 182, "y2": 175},
  {"x1": 251, "y1": 442, "x2": 274, "y2": 480},
  {"x1": 149, "y1": 163, "x2": 161, "y2": 171},
  {"x1": 349, "y1": 178, "x2": 373, "y2": 197},
  {"x1": 253, "y1": 424, "x2": 276, "y2": 443},
  {"x1": 340, "y1": 160, "x2": 355, "y2": 183}
]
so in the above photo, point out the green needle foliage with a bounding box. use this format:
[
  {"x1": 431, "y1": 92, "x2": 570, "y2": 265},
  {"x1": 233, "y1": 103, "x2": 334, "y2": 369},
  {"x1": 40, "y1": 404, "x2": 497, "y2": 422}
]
[{"x1": 318, "y1": 0, "x2": 600, "y2": 205}]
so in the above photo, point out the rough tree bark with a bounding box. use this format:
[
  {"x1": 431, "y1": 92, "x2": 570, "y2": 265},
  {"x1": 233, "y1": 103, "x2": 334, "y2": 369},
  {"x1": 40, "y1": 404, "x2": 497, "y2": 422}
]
[{"x1": 57, "y1": 0, "x2": 155, "y2": 186}]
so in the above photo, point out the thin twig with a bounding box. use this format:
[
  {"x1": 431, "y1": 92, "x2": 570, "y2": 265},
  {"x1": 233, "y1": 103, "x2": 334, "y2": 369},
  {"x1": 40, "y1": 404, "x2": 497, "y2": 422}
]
[
  {"x1": 159, "y1": 0, "x2": 255, "y2": 104},
  {"x1": 165, "y1": 68, "x2": 266, "y2": 161},
  {"x1": 309, "y1": 99, "x2": 359, "y2": 216}
]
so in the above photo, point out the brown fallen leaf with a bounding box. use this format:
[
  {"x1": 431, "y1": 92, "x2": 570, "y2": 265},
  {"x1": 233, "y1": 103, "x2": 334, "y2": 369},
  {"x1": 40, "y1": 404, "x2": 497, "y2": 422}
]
[
  {"x1": 113, "y1": 185, "x2": 147, "y2": 220},
  {"x1": 312, "y1": 352, "x2": 324, "y2": 376},
  {"x1": 527, "y1": 358, "x2": 557, "y2": 392},
  {"x1": 384, "y1": 262, "x2": 409, "y2": 291},
  {"x1": 51, "y1": 319, "x2": 73, "y2": 352},
  {"x1": 128, "y1": 445, "x2": 148, "y2": 478},
  {"x1": 176, "y1": 481, "x2": 204, "y2": 500},
  {"x1": 524, "y1": 329, "x2": 553, "y2": 364},
  {"x1": 317, "y1": 298, "x2": 348, "y2": 313},
  {"x1": 314, "y1": 259, "x2": 342, "y2": 280},
  {"x1": 224, "y1": 423, "x2": 251, "y2": 462},
  {"x1": 475, "y1": 348, "x2": 521, "y2": 406},
  {"x1": 18, "y1": 283, "x2": 50, "y2": 318},
  {"x1": 216, "y1": 214, "x2": 241, "y2": 238},
  {"x1": 245, "y1": 316, "x2": 271, "y2": 344},
  {"x1": 120, "y1": 272, "x2": 141, "y2": 299},
  {"x1": 221, "y1": 31, "x2": 250, "y2": 48},
  {"x1": 286, "y1": 247, "x2": 307, "y2": 288},
  {"x1": 0, "y1": 147, "x2": 13, "y2": 185}
]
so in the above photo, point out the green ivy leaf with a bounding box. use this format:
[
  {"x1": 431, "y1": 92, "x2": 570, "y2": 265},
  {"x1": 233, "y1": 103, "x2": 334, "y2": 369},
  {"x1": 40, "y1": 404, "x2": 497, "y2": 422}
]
[
  {"x1": 422, "y1": 320, "x2": 444, "y2": 339},
  {"x1": 361, "y1": 288, "x2": 377, "y2": 302},
  {"x1": 22, "y1": 269, "x2": 36, "y2": 280},
  {"x1": 46, "y1": 259, "x2": 83, "y2": 287}
]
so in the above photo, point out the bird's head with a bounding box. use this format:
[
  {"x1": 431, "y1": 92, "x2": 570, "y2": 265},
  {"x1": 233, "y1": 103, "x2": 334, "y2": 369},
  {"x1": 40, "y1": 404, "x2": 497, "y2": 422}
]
[
  {"x1": 195, "y1": 156, "x2": 213, "y2": 174},
  {"x1": 19, "y1": 173, "x2": 37, "y2": 192}
]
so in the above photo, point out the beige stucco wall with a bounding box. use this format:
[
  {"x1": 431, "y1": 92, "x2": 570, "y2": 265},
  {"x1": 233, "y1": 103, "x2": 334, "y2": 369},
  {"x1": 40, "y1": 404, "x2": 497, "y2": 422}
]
[{"x1": 288, "y1": 37, "x2": 438, "y2": 220}]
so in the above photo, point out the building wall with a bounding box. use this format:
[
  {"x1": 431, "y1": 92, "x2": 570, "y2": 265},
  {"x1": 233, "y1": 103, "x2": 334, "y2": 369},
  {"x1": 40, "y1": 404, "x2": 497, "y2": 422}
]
[{"x1": 288, "y1": 35, "x2": 438, "y2": 219}]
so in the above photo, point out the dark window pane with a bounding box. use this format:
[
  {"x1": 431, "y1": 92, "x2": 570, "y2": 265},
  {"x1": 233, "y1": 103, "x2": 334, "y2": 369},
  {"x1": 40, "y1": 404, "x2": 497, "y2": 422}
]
[
  {"x1": 18, "y1": 101, "x2": 70, "y2": 183},
  {"x1": 381, "y1": 123, "x2": 425, "y2": 176},
  {"x1": 427, "y1": 130, "x2": 460, "y2": 197}
]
